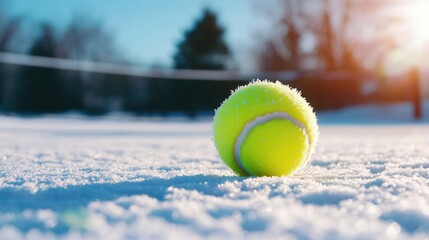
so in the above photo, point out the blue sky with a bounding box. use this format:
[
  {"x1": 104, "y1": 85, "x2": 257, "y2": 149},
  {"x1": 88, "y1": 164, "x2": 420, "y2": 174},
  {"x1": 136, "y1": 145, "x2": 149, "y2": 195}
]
[{"x1": 9, "y1": 0, "x2": 276, "y2": 68}]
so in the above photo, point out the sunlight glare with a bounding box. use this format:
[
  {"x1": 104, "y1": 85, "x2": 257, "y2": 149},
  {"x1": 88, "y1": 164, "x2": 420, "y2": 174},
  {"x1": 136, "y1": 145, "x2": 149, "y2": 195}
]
[
  {"x1": 384, "y1": 1, "x2": 429, "y2": 75},
  {"x1": 402, "y1": 1, "x2": 429, "y2": 46}
]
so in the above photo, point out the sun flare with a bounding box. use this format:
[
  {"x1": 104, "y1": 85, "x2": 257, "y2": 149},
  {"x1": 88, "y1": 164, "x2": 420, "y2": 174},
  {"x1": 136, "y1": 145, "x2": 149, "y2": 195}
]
[
  {"x1": 383, "y1": 1, "x2": 429, "y2": 74},
  {"x1": 400, "y1": 1, "x2": 429, "y2": 45}
]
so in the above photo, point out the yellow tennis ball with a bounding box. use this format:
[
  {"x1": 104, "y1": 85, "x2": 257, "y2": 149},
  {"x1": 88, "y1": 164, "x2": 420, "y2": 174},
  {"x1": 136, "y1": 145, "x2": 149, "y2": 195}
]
[{"x1": 213, "y1": 80, "x2": 318, "y2": 177}]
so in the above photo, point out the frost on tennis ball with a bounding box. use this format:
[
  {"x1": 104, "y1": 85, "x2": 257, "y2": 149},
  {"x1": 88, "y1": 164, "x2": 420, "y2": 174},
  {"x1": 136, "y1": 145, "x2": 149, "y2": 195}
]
[{"x1": 213, "y1": 80, "x2": 319, "y2": 177}]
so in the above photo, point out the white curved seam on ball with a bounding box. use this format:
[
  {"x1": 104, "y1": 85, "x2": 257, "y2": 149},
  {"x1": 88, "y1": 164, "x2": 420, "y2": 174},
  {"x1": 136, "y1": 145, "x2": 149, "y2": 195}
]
[{"x1": 233, "y1": 112, "x2": 311, "y2": 176}]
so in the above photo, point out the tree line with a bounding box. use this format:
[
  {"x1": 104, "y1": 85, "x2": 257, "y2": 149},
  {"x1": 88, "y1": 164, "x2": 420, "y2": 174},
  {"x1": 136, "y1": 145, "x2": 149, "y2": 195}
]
[{"x1": 0, "y1": 1, "x2": 416, "y2": 115}]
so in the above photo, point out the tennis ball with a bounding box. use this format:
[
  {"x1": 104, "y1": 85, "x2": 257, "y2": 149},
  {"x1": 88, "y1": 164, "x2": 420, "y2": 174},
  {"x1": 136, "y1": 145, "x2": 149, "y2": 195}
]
[{"x1": 213, "y1": 80, "x2": 318, "y2": 177}]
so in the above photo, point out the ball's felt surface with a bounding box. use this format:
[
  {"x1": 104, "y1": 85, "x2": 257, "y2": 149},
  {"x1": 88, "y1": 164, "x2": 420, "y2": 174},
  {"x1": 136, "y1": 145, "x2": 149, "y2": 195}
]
[{"x1": 213, "y1": 80, "x2": 318, "y2": 177}]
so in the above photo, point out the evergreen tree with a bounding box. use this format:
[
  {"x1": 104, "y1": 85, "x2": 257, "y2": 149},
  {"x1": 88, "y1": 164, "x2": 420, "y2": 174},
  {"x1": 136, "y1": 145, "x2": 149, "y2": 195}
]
[
  {"x1": 174, "y1": 9, "x2": 230, "y2": 70},
  {"x1": 168, "y1": 9, "x2": 232, "y2": 115},
  {"x1": 16, "y1": 24, "x2": 63, "y2": 112}
]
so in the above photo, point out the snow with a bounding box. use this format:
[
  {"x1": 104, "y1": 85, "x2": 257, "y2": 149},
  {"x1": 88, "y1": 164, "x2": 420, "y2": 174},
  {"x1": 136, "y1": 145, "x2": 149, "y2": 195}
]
[
  {"x1": 1, "y1": 102, "x2": 429, "y2": 239},
  {"x1": 318, "y1": 100, "x2": 429, "y2": 124}
]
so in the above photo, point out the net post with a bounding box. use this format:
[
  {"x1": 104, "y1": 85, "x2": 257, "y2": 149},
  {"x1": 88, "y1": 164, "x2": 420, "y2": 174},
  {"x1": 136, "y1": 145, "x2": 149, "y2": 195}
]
[{"x1": 410, "y1": 67, "x2": 422, "y2": 120}]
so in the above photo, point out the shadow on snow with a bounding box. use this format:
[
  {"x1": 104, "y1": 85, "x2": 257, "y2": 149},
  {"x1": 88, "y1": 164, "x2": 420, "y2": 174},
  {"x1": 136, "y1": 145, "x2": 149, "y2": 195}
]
[{"x1": 0, "y1": 175, "x2": 241, "y2": 212}]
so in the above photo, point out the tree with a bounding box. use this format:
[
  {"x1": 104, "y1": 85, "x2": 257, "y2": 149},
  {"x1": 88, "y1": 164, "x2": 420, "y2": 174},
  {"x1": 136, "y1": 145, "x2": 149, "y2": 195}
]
[
  {"x1": 174, "y1": 9, "x2": 230, "y2": 70},
  {"x1": 310, "y1": 0, "x2": 361, "y2": 71},
  {"x1": 257, "y1": 0, "x2": 367, "y2": 71},
  {"x1": 258, "y1": 1, "x2": 302, "y2": 71},
  {"x1": 57, "y1": 17, "x2": 124, "y2": 113},
  {"x1": 15, "y1": 24, "x2": 63, "y2": 112},
  {"x1": 57, "y1": 17, "x2": 121, "y2": 62},
  {"x1": 164, "y1": 8, "x2": 233, "y2": 115},
  {"x1": 3, "y1": 14, "x2": 126, "y2": 114}
]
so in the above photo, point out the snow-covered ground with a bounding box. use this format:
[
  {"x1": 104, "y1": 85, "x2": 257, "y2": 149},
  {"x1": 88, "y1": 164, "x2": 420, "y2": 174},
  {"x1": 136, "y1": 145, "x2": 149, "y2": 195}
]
[
  {"x1": 317, "y1": 100, "x2": 429, "y2": 124},
  {"x1": 1, "y1": 103, "x2": 429, "y2": 239}
]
